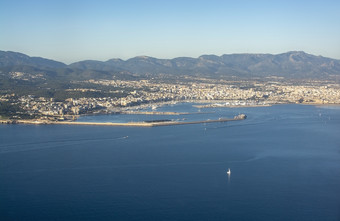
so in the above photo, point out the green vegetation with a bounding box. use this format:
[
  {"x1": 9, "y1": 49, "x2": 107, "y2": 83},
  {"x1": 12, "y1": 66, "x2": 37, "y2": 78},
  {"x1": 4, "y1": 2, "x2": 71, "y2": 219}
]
[
  {"x1": 0, "y1": 101, "x2": 20, "y2": 116},
  {"x1": 0, "y1": 75, "x2": 134, "y2": 102},
  {"x1": 0, "y1": 101, "x2": 30, "y2": 119}
]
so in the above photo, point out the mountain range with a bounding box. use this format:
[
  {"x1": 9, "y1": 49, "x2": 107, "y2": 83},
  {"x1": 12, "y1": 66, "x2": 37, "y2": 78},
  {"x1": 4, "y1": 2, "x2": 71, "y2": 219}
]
[{"x1": 1, "y1": 50, "x2": 340, "y2": 80}]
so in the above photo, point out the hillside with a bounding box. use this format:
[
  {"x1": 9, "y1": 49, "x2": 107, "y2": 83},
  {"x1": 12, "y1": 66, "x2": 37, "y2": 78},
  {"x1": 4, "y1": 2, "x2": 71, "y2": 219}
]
[
  {"x1": 1, "y1": 50, "x2": 340, "y2": 80},
  {"x1": 0, "y1": 51, "x2": 66, "y2": 69}
]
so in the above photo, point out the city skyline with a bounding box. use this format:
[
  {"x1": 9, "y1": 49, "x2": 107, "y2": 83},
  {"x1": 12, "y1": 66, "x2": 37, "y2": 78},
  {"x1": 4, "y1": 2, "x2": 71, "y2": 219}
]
[{"x1": 1, "y1": 0, "x2": 340, "y2": 64}]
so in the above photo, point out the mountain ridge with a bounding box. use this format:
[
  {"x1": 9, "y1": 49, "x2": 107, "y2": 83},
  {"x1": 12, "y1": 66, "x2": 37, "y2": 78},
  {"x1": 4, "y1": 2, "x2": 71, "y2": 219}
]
[
  {"x1": 0, "y1": 51, "x2": 67, "y2": 69},
  {"x1": 1, "y1": 50, "x2": 340, "y2": 80}
]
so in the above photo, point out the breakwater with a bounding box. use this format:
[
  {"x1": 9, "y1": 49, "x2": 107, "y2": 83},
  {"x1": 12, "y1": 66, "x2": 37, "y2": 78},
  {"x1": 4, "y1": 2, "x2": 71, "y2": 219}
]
[
  {"x1": 120, "y1": 111, "x2": 190, "y2": 115},
  {"x1": 2, "y1": 114, "x2": 246, "y2": 127}
]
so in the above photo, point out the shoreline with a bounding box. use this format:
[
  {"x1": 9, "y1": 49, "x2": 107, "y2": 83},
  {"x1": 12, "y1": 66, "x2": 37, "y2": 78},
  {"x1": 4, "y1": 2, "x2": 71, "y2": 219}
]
[
  {"x1": 1, "y1": 102, "x2": 339, "y2": 126},
  {"x1": 193, "y1": 104, "x2": 272, "y2": 108}
]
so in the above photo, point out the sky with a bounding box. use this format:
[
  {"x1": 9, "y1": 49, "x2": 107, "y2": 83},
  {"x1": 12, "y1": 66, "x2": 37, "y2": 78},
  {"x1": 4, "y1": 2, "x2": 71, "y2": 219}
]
[{"x1": 1, "y1": 0, "x2": 340, "y2": 64}]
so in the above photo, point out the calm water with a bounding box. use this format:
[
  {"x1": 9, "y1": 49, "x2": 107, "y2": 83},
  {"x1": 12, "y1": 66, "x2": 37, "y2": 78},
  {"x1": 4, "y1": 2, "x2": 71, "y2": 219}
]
[{"x1": 1, "y1": 104, "x2": 340, "y2": 221}]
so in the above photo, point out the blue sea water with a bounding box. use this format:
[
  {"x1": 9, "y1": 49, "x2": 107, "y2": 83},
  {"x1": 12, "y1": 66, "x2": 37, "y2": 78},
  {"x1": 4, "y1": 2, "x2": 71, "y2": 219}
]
[{"x1": 1, "y1": 104, "x2": 340, "y2": 221}]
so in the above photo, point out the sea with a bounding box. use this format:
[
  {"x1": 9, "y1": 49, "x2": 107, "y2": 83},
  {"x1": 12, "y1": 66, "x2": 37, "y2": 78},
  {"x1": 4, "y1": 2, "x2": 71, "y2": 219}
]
[{"x1": 1, "y1": 103, "x2": 340, "y2": 221}]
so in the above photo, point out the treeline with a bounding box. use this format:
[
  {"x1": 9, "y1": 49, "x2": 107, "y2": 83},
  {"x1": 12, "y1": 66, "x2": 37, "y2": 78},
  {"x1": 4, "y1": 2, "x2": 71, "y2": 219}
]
[
  {"x1": 0, "y1": 101, "x2": 32, "y2": 118},
  {"x1": 0, "y1": 101, "x2": 20, "y2": 116},
  {"x1": 0, "y1": 77, "x2": 133, "y2": 101}
]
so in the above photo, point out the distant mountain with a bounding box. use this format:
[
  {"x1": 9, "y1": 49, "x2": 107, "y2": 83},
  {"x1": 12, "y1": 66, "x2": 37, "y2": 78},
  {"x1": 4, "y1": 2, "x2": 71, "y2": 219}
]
[
  {"x1": 0, "y1": 51, "x2": 66, "y2": 69},
  {"x1": 1, "y1": 50, "x2": 340, "y2": 80},
  {"x1": 0, "y1": 51, "x2": 135, "y2": 81},
  {"x1": 69, "y1": 51, "x2": 340, "y2": 79}
]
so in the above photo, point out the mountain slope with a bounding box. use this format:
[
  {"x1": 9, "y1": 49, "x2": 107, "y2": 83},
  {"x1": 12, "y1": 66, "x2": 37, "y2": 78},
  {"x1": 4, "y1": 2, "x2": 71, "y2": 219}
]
[
  {"x1": 68, "y1": 51, "x2": 340, "y2": 79},
  {"x1": 0, "y1": 51, "x2": 66, "y2": 69},
  {"x1": 1, "y1": 50, "x2": 340, "y2": 79}
]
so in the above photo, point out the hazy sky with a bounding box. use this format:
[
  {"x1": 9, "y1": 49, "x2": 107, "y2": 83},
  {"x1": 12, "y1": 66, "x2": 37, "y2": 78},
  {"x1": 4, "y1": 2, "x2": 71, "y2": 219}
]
[{"x1": 1, "y1": 0, "x2": 340, "y2": 63}]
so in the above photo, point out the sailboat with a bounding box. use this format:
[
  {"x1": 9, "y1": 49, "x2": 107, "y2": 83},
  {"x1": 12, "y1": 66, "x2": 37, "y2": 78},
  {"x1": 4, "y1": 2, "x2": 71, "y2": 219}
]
[{"x1": 227, "y1": 168, "x2": 231, "y2": 175}]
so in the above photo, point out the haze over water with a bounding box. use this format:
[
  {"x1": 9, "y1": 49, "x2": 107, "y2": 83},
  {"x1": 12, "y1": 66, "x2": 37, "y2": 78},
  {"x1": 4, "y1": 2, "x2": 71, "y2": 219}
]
[{"x1": 1, "y1": 104, "x2": 340, "y2": 220}]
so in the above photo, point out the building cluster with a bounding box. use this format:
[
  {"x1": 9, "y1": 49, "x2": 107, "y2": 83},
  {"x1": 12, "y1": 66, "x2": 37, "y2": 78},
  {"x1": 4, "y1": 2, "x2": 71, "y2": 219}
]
[
  {"x1": 9, "y1": 71, "x2": 46, "y2": 81},
  {"x1": 1, "y1": 79, "x2": 340, "y2": 119},
  {"x1": 87, "y1": 79, "x2": 340, "y2": 104}
]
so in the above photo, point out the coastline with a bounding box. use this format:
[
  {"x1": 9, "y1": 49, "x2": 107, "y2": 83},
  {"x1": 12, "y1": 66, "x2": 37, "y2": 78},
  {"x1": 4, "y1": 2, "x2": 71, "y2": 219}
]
[
  {"x1": 193, "y1": 104, "x2": 272, "y2": 108},
  {"x1": 2, "y1": 101, "x2": 339, "y2": 127}
]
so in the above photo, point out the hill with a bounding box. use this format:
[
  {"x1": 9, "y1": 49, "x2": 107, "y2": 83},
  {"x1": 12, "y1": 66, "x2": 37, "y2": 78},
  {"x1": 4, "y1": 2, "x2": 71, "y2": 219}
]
[
  {"x1": 69, "y1": 51, "x2": 340, "y2": 79},
  {"x1": 1, "y1": 50, "x2": 340, "y2": 80},
  {"x1": 0, "y1": 51, "x2": 66, "y2": 69}
]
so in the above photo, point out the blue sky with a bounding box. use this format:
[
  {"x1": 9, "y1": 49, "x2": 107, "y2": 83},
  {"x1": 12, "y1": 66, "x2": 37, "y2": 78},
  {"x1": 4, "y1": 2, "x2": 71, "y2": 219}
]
[{"x1": 1, "y1": 0, "x2": 340, "y2": 63}]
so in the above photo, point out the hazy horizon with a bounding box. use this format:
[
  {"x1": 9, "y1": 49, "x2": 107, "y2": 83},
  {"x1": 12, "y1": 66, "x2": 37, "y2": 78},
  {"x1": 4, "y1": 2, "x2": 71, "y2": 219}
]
[{"x1": 1, "y1": 0, "x2": 340, "y2": 63}]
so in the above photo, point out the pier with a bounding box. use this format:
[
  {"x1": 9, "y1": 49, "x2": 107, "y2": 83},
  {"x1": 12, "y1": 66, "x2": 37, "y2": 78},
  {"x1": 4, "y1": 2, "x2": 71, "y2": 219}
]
[{"x1": 2, "y1": 114, "x2": 246, "y2": 127}]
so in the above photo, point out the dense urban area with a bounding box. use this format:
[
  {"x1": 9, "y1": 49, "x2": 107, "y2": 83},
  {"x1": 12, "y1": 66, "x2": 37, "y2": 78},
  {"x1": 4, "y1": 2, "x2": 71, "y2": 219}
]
[{"x1": 1, "y1": 74, "x2": 340, "y2": 123}]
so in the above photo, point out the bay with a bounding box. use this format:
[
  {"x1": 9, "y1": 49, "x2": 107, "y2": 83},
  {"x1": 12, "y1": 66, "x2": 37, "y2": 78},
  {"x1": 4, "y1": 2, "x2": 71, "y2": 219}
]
[{"x1": 0, "y1": 104, "x2": 340, "y2": 221}]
